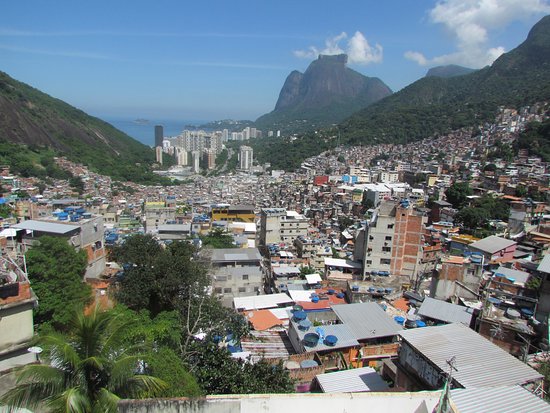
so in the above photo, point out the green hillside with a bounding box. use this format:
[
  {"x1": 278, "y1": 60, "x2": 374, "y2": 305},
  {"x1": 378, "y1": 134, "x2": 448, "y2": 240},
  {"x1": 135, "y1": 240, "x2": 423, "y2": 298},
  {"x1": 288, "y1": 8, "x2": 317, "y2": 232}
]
[
  {"x1": 0, "y1": 71, "x2": 171, "y2": 184},
  {"x1": 341, "y1": 15, "x2": 550, "y2": 145}
]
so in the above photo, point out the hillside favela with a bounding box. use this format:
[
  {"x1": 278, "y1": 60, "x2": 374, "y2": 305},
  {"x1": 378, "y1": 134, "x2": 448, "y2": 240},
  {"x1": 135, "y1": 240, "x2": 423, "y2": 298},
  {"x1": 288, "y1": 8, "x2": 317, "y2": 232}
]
[{"x1": 3, "y1": 2, "x2": 550, "y2": 413}]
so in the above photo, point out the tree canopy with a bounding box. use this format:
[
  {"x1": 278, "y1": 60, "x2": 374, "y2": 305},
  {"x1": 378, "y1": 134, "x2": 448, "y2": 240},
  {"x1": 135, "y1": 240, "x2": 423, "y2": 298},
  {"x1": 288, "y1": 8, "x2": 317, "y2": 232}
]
[
  {"x1": 445, "y1": 182, "x2": 473, "y2": 209},
  {"x1": 200, "y1": 227, "x2": 236, "y2": 249},
  {"x1": 26, "y1": 236, "x2": 91, "y2": 331},
  {"x1": 112, "y1": 235, "x2": 210, "y2": 316},
  {"x1": 0, "y1": 307, "x2": 166, "y2": 413},
  {"x1": 188, "y1": 342, "x2": 294, "y2": 395}
]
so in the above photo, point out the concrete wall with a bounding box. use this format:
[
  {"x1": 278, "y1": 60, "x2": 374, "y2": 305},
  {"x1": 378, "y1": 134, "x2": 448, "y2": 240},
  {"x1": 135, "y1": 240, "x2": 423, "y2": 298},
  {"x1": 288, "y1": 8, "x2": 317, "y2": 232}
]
[
  {"x1": 398, "y1": 342, "x2": 442, "y2": 390},
  {"x1": 0, "y1": 301, "x2": 34, "y2": 350},
  {"x1": 118, "y1": 392, "x2": 442, "y2": 413}
]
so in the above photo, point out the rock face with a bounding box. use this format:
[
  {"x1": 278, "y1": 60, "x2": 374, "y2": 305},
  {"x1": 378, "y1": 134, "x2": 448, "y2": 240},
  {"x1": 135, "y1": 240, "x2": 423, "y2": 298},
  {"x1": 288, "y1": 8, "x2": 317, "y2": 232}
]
[
  {"x1": 425, "y1": 65, "x2": 477, "y2": 78},
  {"x1": 256, "y1": 54, "x2": 392, "y2": 132}
]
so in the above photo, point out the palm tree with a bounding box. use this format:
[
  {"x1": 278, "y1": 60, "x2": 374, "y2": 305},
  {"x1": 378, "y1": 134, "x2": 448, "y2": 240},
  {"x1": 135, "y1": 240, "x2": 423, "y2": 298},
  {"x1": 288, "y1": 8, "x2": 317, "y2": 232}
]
[{"x1": 0, "y1": 307, "x2": 166, "y2": 413}]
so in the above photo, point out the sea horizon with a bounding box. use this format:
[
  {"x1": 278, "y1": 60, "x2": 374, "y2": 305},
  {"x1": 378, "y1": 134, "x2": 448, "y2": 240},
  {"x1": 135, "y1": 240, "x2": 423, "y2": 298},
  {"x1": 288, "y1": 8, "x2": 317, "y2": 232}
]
[{"x1": 101, "y1": 116, "x2": 211, "y2": 146}]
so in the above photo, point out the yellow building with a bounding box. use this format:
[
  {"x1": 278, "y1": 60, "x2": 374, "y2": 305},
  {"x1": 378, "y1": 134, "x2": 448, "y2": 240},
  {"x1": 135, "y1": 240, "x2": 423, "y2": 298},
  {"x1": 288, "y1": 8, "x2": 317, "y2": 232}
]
[{"x1": 211, "y1": 204, "x2": 255, "y2": 223}]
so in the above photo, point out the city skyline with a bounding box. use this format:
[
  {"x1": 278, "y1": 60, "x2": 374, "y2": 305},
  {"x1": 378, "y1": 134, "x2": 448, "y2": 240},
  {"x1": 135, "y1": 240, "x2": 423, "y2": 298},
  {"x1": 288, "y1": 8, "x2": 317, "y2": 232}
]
[{"x1": 2, "y1": 0, "x2": 549, "y2": 121}]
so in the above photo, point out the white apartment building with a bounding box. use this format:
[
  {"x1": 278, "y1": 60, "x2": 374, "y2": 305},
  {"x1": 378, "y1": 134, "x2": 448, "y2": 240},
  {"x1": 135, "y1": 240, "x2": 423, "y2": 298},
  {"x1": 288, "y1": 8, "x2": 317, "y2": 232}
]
[
  {"x1": 239, "y1": 146, "x2": 253, "y2": 171},
  {"x1": 260, "y1": 208, "x2": 309, "y2": 245}
]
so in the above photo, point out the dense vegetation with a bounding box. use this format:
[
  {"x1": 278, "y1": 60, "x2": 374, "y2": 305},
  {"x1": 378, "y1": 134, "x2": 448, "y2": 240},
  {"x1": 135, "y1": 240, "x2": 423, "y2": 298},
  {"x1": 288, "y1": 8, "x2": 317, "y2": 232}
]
[
  {"x1": 0, "y1": 142, "x2": 72, "y2": 179},
  {"x1": 0, "y1": 71, "x2": 174, "y2": 185},
  {"x1": 199, "y1": 119, "x2": 254, "y2": 132},
  {"x1": 110, "y1": 234, "x2": 294, "y2": 395},
  {"x1": 515, "y1": 119, "x2": 550, "y2": 162},
  {"x1": 342, "y1": 16, "x2": 550, "y2": 145},
  {"x1": 0, "y1": 307, "x2": 167, "y2": 413},
  {"x1": 253, "y1": 131, "x2": 336, "y2": 171},
  {"x1": 26, "y1": 236, "x2": 91, "y2": 331}
]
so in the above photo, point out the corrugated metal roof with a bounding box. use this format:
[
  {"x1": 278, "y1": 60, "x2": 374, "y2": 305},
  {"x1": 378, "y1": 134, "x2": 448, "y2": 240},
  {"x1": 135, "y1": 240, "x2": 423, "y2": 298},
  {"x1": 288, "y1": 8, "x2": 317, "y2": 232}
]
[
  {"x1": 316, "y1": 367, "x2": 389, "y2": 393},
  {"x1": 14, "y1": 220, "x2": 80, "y2": 235},
  {"x1": 241, "y1": 330, "x2": 295, "y2": 363},
  {"x1": 292, "y1": 322, "x2": 360, "y2": 352},
  {"x1": 331, "y1": 302, "x2": 403, "y2": 340},
  {"x1": 537, "y1": 254, "x2": 550, "y2": 274},
  {"x1": 450, "y1": 385, "x2": 550, "y2": 413},
  {"x1": 417, "y1": 297, "x2": 474, "y2": 326},
  {"x1": 493, "y1": 266, "x2": 530, "y2": 285},
  {"x1": 469, "y1": 235, "x2": 516, "y2": 254},
  {"x1": 399, "y1": 323, "x2": 542, "y2": 388}
]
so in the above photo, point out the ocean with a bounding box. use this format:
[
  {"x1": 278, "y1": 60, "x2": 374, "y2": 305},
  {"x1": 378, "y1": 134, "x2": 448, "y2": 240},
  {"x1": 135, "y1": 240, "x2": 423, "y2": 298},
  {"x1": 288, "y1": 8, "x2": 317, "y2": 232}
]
[{"x1": 102, "y1": 117, "x2": 209, "y2": 146}]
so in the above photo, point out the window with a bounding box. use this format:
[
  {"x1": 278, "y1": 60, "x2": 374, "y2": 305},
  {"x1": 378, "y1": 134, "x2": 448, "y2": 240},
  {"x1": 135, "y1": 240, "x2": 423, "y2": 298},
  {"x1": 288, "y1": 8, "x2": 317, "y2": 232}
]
[
  {"x1": 214, "y1": 287, "x2": 222, "y2": 294},
  {"x1": 382, "y1": 246, "x2": 391, "y2": 252},
  {"x1": 380, "y1": 258, "x2": 391, "y2": 265},
  {"x1": 223, "y1": 287, "x2": 232, "y2": 293},
  {"x1": 387, "y1": 224, "x2": 394, "y2": 229},
  {"x1": 242, "y1": 274, "x2": 249, "y2": 280},
  {"x1": 385, "y1": 236, "x2": 392, "y2": 241},
  {"x1": 238, "y1": 287, "x2": 246, "y2": 293},
  {"x1": 366, "y1": 260, "x2": 372, "y2": 265}
]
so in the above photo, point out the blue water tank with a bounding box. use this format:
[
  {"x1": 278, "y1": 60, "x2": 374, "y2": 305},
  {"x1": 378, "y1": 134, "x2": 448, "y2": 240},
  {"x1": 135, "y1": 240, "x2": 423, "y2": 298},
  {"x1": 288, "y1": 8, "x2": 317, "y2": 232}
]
[
  {"x1": 324, "y1": 335, "x2": 338, "y2": 346},
  {"x1": 293, "y1": 311, "x2": 307, "y2": 322},
  {"x1": 394, "y1": 316, "x2": 405, "y2": 325}
]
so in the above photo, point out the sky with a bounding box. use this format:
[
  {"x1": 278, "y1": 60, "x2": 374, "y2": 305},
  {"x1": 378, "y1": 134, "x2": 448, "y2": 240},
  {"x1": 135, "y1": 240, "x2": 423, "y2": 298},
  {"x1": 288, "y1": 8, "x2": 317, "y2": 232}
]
[{"x1": 1, "y1": 0, "x2": 550, "y2": 122}]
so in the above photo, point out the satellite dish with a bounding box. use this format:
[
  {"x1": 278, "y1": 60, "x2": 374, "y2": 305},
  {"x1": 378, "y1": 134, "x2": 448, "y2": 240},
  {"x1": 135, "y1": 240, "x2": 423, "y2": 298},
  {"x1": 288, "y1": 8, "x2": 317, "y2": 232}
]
[{"x1": 27, "y1": 346, "x2": 43, "y2": 354}]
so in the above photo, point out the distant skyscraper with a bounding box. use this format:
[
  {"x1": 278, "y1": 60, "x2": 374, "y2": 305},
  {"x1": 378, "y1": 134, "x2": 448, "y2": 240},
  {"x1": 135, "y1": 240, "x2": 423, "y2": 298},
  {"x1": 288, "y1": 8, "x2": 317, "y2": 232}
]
[
  {"x1": 239, "y1": 146, "x2": 253, "y2": 171},
  {"x1": 155, "y1": 125, "x2": 164, "y2": 147},
  {"x1": 155, "y1": 146, "x2": 163, "y2": 164},
  {"x1": 191, "y1": 151, "x2": 200, "y2": 174}
]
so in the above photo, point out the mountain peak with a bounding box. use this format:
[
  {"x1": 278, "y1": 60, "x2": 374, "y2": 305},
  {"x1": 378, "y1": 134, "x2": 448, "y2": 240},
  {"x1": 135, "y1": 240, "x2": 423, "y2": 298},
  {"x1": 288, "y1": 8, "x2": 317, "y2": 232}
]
[
  {"x1": 317, "y1": 54, "x2": 348, "y2": 64},
  {"x1": 257, "y1": 55, "x2": 392, "y2": 132}
]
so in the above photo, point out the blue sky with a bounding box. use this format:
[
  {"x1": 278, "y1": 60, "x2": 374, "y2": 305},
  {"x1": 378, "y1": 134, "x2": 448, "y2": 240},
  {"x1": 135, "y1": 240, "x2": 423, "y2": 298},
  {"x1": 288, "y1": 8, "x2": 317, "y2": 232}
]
[{"x1": 1, "y1": 0, "x2": 549, "y2": 122}]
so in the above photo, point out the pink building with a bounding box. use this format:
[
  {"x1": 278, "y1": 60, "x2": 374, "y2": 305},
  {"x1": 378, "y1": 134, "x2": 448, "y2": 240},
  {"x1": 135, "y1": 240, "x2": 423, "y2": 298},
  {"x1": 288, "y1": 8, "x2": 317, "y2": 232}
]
[{"x1": 468, "y1": 235, "x2": 517, "y2": 264}]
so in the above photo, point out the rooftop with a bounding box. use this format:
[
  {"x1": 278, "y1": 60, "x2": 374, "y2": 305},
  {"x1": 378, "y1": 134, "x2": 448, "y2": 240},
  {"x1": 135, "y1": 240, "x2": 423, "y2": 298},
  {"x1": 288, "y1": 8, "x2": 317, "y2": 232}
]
[
  {"x1": 469, "y1": 235, "x2": 516, "y2": 254},
  {"x1": 332, "y1": 302, "x2": 403, "y2": 340},
  {"x1": 13, "y1": 220, "x2": 80, "y2": 235},
  {"x1": 233, "y1": 293, "x2": 294, "y2": 311},
  {"x1": 315, "y1": 367, "x2": 389, "y2": 393},
  {"x1": 450, "y1": 385, "x2": 550, "y2": 413},
  {"x1": 211, "y1": 248, "x2": 261, "y2": 263},
  {"x1": 417, "y1": 297, "x2": 474, "y2": 326},
  {"x1": 399, "y1": 323, "x2": 542, "y2": 388}
]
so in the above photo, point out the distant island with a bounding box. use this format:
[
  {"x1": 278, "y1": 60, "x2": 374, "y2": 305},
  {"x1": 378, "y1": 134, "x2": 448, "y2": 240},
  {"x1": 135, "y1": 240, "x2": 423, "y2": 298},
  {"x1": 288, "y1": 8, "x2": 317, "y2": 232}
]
[{"x1": 133, "y1": 118, "x2": 150, "y2": 124}]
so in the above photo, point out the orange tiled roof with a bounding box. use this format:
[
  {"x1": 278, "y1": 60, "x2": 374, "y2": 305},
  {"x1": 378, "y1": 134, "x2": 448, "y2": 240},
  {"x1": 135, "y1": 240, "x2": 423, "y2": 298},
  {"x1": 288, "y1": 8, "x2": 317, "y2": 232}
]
[
  {"x1": 245, "y1": 310, "x2": 283, "y2": 331},
  {"x1": 443, "y1": 256, "x2": 466, "y2": 264},
  {"x1": 392, "y1": 297, "x2": 410, "y2": 312}
]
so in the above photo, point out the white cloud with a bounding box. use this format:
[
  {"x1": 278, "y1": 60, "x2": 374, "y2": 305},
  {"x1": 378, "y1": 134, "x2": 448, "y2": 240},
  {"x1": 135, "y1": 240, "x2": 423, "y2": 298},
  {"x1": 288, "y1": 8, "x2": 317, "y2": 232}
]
[
  {"x1": 348, "y1": 31, "x2": 383, "y2": 64},
  {"x1": 294, "y1": 31, "x2": 383, "y2": 65},
  {"x1": 405, "y1": 0, "x2": 550, "y2": 67}
]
